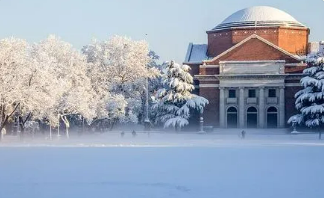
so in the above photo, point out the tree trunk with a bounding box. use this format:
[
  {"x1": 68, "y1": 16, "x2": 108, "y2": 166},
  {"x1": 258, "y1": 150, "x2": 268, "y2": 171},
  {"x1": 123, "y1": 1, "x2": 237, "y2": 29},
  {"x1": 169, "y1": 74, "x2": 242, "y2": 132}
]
[
  {"x1": 0, "y1": 116, "x2": 10, "y2": 141},
  {"x1": 61, "y1": 115, "x2": 70, "y2": 139},
  {"x1": 0, "y1": 125, "x2": 4, "y2": 141},
  {"x1": 20, "y1": 125, "x2": 25, "y2": 141},
  {"x1": 109, "y1": 119, "x2": 116, "y2": 131},
  {"x1": 19, "y1": 113, "x2": 31, "y2": 139},
  {"x1": 0, "y1": 103, "x2": 20, "y2": 141}
]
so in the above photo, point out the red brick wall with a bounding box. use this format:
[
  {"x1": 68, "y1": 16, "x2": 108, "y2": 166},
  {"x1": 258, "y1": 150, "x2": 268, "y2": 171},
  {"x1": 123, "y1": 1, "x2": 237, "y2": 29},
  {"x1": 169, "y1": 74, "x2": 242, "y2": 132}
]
[
  {"x1": 207, "y1": 30, "x2": 233, "y2": 57},
  {"x1": 232, "y1": 27, "x2": 279, "y2": 46},
  {"x1": 187, "y1": 64, "x2": 200, "y2": 76},
  {"x1": 206, "y1": 38, "x2": 299, "y2": 65},
  {"x1": 199, "y1": 87, "x2": 219, "y2": 127},
  {"x1": 199, "y1": 67, "x2": 220, "y2": 75},
  {"x1": 207, "y1": 27, "x2": 309, "y2": 57},
  {"x1": 278, "y1": 28, "x2": 309, "y2": 55},
  {"x1": 285, "y1": 66, "x2": 306, "y2": 73}
]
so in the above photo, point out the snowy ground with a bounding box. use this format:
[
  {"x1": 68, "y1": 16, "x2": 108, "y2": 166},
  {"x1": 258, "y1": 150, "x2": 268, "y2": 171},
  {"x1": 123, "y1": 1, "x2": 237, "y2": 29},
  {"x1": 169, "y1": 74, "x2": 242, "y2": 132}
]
[{"x1": 0, "y1": 131, "x2": 324, "y2": 198}]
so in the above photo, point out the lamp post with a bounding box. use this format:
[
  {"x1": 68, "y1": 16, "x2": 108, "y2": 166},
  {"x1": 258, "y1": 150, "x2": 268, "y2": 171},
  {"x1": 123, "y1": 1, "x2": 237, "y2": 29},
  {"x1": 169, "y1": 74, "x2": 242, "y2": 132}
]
[
  {"x1": 198, "y1": 111, "x2": 205, "y2": 133},
  {"x1": 199, "y1": 116, "x2": 205, "y2": 133},
  {"x1": 144, "y1": 77, "x2": 150, "y2": 132},
  {"x1": 143, "y1": 33, "x2": 151, "y2": 132},
  {"x1": 291, "y1": 117, "x2": 298, "y2": 134}
]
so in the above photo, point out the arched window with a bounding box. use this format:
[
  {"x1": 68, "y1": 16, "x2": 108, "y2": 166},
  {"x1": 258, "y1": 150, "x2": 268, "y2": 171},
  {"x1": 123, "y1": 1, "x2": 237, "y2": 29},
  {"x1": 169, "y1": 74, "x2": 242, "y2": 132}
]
[
  {"x1": 267, "y1": 107, "x2": 278, "y2": 128},
  {"x1": 247, "y1": 107, "x2": 258, "y2": 128},
  {"x1": 228, "y1": 107, "x2": 237, "y2": 113},
  {"x1": 247, "y1": 107, "x2": 257, "y2": 112},
  {"x1": 227, "y1": 107, "x2": 238, "y2": 128}
]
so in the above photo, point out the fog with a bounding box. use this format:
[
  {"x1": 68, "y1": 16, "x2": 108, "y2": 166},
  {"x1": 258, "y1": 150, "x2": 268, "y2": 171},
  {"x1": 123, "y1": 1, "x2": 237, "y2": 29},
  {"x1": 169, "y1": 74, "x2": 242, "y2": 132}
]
[{"x1": 1, "y1": 128, "x2": 323, "y2": 147}]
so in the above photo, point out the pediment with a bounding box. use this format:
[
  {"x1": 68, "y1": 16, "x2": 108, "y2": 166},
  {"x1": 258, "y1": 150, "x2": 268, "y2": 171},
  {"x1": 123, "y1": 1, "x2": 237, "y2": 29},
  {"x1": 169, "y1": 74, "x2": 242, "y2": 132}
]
[{"x1": 204, "y1": 34, "x2": 301, "y2": 65}]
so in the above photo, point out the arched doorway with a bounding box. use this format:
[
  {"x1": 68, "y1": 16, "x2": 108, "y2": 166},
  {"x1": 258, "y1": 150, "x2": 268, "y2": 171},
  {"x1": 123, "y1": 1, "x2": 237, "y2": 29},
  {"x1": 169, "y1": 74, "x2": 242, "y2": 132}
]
[
  {"x1": 267, "y1": 107, "x2": 278, "y2": 128},
  {"x1": 227, "y1": 107, "x2": 238, "y2": 128},
  {"x1": 247, "y1": 107, "x2": 258, "y2": 128}
]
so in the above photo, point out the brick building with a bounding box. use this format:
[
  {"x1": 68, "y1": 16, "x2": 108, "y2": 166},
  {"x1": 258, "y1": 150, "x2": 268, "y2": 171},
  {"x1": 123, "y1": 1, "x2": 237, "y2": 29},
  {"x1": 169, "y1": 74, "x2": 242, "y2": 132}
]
[{"x1": 184, "y1": 6, "x2": 322, "y2": 128}]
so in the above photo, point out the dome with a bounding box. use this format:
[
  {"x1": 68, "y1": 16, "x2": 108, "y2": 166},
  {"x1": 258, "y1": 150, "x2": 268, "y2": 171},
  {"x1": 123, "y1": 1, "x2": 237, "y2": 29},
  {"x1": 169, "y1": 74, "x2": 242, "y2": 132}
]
[{"x1": 212, "y1": 6, "x2": 306, "y2": 31}]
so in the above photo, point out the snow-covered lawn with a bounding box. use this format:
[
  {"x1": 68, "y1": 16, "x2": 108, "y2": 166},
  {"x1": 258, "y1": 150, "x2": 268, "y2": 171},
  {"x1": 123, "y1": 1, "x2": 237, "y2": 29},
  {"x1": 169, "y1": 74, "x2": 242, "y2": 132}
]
[{"x1": 0, "y1": 133, "x2": 324, "y2": 198}]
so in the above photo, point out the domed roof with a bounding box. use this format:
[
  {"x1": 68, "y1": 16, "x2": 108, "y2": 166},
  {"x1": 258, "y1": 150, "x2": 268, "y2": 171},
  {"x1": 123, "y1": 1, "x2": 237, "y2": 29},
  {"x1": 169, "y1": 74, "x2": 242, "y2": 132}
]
[{"x1": 212, "y1": 6, "x2": 306, "y2": 31}]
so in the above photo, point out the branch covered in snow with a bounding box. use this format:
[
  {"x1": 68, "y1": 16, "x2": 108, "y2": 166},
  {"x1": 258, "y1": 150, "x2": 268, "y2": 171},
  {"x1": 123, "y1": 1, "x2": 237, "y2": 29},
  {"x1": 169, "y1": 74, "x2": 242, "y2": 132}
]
[{"x1": 152, "y1": 61, "x2": 208, "y2": 129}]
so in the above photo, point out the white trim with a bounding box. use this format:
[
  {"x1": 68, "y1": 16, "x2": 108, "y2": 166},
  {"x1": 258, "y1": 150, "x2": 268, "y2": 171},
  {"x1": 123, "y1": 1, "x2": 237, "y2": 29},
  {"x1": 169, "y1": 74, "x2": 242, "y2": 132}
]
[
  {"x1": 220, "y1": 60, "x2": 285, "y2": 64},
  {"x1": 198, "y1": 83, "x2": 301, "y2": 88},
  {"x1": 200, "y1": 65, "x2": 219, "y2": 68},
  {"x1": 199, "y1": 84, "x2": 220, "y2": 88},
  {"x1": 285, "y1": 63, "x2": 307, "y2": 66},
  {"x1": 204, "y1": 34, "x2": 301, "y2": 64}
]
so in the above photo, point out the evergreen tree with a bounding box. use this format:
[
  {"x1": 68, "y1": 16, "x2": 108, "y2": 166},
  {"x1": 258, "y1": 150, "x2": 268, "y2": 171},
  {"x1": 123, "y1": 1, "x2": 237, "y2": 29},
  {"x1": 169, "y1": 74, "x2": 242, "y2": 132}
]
[
  {"x1": 288, "y1": 50, "x2": 324, "y2": 138},
  {"x1": 152, "y1": 61, "x2": 208, "y2": 129}
]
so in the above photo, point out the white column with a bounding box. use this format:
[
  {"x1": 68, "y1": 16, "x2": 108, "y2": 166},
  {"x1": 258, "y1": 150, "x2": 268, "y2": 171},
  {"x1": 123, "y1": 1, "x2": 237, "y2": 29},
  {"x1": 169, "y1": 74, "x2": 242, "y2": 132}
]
[
  {"x1": 239, "y1": 87, "x2": 245, "y2": 128},
  {"x1": 219, "y1": 88, "x2": 225, "y2": 128},
  {"x1": 279, "y1": 87, "x2": 285, "y2": 128},
  {"x1": 259, "y1": 87, "x2": 265, "y2": 128}
]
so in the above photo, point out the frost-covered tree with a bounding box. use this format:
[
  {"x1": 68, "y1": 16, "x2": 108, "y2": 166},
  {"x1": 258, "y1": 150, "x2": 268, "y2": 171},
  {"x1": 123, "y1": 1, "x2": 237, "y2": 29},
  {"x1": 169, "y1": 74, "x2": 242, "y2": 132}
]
[
  {"x1": 82, "y1": 36, "x2": 158, "y2": 128},
  {"x1": 0, "y1": 37, "x2": 33, "y2": 140},
  {"x1": 32, "y1": 35, "x2": 96, "y2": 138},
  {"x1": 288, "y1": 50, "x2": 324, "y2": 138},
  {"x1": 152, "y1": 61, "x2": 208, "y2": 129}
]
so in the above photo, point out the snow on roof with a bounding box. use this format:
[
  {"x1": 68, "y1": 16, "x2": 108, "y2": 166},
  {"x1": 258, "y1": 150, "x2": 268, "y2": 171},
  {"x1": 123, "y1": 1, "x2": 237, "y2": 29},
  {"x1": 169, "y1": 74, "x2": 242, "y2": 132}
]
[
  {"x1": 184, "y1": 43, "x2": 208, "y2": 64},
  {"x1": 212, "y1": 6, "x2": 306, "y2": 31}
]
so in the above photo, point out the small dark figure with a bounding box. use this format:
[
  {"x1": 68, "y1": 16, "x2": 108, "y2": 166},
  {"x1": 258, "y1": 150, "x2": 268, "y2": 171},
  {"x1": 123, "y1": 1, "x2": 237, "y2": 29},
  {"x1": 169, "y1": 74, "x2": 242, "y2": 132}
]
[
  {"x1": 121, "y1": 131, "x2": 125, "y2": 137},
  {"x1": 132, "y1": 130, "x2": 137, "y2": 137},
  {"x1": 241, "y1": 130, "x2": 246, "y2": 139}
]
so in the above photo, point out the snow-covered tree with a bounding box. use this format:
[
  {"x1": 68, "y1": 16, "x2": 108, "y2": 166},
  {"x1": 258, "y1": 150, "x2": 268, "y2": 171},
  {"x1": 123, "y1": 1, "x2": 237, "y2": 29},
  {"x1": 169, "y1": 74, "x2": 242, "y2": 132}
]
[
  {"x1": 152, "y1": 61, "x2": 208, "y2": 129},
  {"x1": 31, "y1": 35, "x2": 96, "y2": 137},
  {"x1": 82, "y1": 36, "x2": 158, "y2": 128},
  {"x1": 288, "y1": 50, "x2": 324, "y2": 138},
  {"x1": 0, "y1": 37, "x2": 32, "y2": 140}
]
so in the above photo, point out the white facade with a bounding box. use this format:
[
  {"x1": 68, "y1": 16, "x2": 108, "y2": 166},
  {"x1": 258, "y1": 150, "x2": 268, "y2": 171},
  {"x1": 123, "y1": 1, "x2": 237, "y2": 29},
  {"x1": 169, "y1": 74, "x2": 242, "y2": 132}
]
[{"x1": 218, "y1": 60, "x2": 286, "y2": 128}]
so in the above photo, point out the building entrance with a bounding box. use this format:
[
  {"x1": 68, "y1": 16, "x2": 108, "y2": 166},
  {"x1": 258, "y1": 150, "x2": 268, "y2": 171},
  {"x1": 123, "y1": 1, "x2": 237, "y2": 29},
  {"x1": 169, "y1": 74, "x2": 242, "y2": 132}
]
[{"x1": 267, "y1": 107, "x2": 278, "y2": 128}]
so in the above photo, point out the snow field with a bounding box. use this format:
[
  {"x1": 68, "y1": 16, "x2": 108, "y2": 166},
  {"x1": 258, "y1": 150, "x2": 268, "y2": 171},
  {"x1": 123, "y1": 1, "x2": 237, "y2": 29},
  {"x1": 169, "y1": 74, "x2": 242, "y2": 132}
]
[{"x1": 0, "y1": 133, "x2": 324, "y2": 198}]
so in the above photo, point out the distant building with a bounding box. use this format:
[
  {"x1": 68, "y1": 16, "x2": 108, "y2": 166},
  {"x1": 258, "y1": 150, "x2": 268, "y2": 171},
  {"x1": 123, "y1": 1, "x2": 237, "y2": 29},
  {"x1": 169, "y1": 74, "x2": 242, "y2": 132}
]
[{"x1": 184, "y1": 6, "x2": 323, "y2": 128}]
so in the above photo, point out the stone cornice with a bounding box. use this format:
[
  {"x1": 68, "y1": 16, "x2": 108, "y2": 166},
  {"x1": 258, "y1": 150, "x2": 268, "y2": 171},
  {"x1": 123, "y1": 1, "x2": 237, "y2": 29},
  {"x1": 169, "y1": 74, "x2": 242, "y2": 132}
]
[
  {"x1": 194, "y1": 75, "x2": 218, "y2": 81},
  {"x1": 216, "y1": 74, "x2": 287, "y2": 80},
  {"x1": 195, "y1": 74, "x2": 304, "y2": 81}
]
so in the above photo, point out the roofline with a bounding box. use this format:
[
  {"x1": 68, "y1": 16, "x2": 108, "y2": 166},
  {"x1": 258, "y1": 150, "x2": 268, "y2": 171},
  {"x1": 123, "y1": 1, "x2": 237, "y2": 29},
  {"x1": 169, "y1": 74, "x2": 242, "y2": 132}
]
[
  {"x1": 220, "y1": 60, "x2": 285, "y2": 64},
  {"x1": 184, "y1": 43, "x2": 193, "y2": 63},
  {"x1": 206, "y1": 26, "x2": 309, "y2": 33},
  {"x1": 204, "y1": 34, "x2": 301, "y2": 64}
]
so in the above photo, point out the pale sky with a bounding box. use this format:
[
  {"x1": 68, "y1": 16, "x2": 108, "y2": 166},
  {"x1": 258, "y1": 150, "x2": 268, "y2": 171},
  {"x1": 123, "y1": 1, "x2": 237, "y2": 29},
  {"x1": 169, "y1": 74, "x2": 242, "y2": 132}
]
[{"x1": 0, "y1": 0, "x2": 323, "y2": 63}]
